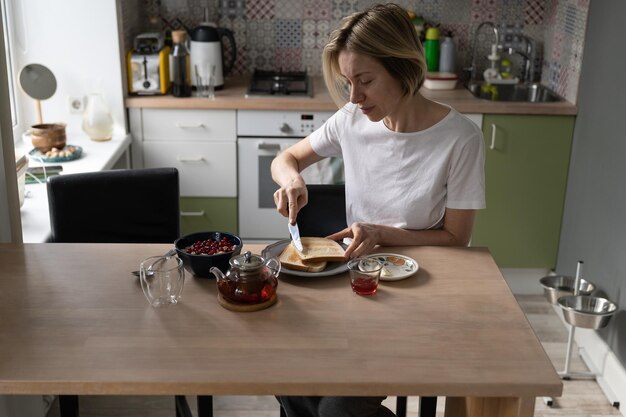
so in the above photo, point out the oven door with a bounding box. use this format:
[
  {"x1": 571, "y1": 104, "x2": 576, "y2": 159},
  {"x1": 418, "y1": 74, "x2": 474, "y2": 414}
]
[{"x1": 238, "y1": 137, "x2": 343, "y2": 240}]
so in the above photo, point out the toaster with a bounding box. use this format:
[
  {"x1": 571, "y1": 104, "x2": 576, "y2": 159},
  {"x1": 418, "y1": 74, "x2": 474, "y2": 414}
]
[{"x1": 127, "y1": 33, "x2": 170, "y2": 95}]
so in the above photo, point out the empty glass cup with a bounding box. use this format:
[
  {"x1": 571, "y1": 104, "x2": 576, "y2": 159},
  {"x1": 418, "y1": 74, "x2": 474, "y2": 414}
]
[
  {"x1": 140, "y1": 255, "x2": 185, "y2": 307},
  {"x1": 195, "y1": 64, "x2": 215, "y2": 99}
]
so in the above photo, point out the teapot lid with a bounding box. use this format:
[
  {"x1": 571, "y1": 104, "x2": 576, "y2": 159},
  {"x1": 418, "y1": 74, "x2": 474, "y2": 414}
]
[{"x1": 230, "y1": 251, "x2": 265, "y2": 271}]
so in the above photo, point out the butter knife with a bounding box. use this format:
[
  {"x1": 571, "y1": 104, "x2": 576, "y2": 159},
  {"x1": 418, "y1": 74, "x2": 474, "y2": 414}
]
[{"x1": 288, "y1": 221, "x2": 304, "y2": 253}]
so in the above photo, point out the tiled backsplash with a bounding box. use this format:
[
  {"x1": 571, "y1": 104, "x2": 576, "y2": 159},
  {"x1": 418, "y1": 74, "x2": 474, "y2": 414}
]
[{"x1": 120, "y1": 0, "x2": 589, "y2": 103}]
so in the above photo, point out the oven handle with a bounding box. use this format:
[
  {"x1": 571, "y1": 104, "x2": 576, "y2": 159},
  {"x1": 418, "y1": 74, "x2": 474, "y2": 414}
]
[{"x1": 257, "y1": 142, "x2": 282, "y2": 151}]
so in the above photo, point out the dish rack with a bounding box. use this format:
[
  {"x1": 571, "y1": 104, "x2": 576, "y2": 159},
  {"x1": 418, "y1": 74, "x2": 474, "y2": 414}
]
[{"x1": 539, "y1": 261, "x2": 619, "y2": 408}]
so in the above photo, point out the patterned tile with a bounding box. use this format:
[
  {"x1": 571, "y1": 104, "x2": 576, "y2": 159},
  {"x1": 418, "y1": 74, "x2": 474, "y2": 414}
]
[
  {"x1": 331, "y1": 0, "x2": 358, "y2": 20},
  {"x1": 246, "y1": 0, "x2": 274, "y2": 19},
  {"x1": 274, "y1": 19, "x2": 302, "y2": 48},
  {"x1": 470, "y1": 0, "x2": 497, "y2": 23},
  {"x1": 219, "y1": 0, "x2": 246, "y2": 19},
  {"x1": 275, "y1": 48, "x2": 303, "y2": 71},
  {"x1": 525, "y1": 0, "x2": 545, "y2": 24},
  {"x1": 274, "y1": 0, "x2": 303, "y2": 19},
  {"x1": 304, "y1": 0, "x2": 332, "y2": 20},
  {"x1": 440, "y1": 1, "x2": 472, "y2": 24},
  {"x1": 247, "y1": 20, "x2": 274, "y2": 47}
]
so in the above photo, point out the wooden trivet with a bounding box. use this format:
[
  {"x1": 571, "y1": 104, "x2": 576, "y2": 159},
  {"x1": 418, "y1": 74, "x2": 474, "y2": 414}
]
[{"x1": 217, "y1": 293, "x2": 277, "y2": 312}]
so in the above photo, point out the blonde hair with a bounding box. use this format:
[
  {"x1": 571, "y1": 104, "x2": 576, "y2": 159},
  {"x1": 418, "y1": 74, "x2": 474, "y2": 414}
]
[{"x1": 322, "y1": 3, "x2": 426, "y2": 106}]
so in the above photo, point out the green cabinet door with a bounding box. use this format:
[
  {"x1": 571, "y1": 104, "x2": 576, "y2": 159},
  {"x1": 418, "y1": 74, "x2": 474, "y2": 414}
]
[
  {"x1": 180, "y1": 197, "x2": 238, "y2": 236},
  {"x1": 472, "y1": 115, "x2": 575, "y2": 268}
]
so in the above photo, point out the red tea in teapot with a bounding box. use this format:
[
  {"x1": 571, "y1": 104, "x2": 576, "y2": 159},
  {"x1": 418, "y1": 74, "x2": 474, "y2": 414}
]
[{"x1": 217, "y1": 267, "x2": 277, "y2": 304}]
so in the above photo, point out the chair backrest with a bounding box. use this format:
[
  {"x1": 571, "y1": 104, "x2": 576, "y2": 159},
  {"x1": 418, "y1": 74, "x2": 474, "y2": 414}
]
[
  {"x1": 297, "y1": 184, "x2": 347, "y2": 237},
  {"x1": 47, "y1": 168, "x2": 180, "y2": 243}
]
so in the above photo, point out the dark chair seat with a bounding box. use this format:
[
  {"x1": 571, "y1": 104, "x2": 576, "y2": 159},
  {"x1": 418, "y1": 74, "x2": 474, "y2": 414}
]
[
  {"x1": 47, "y1": 167, "x2": 180, "y2": 243},
  {"x1": 48, "y1": 168, "x2": 212, "y2": 417},
  {"x1": 297, "y1": 184, "x2": 347, "y2": 237}
]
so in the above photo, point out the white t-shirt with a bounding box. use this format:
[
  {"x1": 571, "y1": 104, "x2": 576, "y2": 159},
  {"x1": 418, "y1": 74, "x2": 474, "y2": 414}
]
[{"x1": 308, "y1": 103, "x2": 485, "y2": 230}]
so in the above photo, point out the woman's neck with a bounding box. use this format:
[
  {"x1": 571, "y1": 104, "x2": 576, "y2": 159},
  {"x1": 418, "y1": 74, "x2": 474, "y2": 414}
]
[{"x1": 383, "y1": 93, "x2": 449, "y2": 133}]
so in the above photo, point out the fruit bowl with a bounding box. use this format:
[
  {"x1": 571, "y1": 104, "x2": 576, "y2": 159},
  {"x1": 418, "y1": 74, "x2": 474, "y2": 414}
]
[{"x1": 174, "y1": 231, "x2": 242, "y2": 278}]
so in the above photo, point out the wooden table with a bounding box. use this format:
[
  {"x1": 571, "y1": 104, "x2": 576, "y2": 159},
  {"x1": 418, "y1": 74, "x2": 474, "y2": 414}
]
[{"x1": 0, "y1": 243, "x2": 561, "y2": 417}]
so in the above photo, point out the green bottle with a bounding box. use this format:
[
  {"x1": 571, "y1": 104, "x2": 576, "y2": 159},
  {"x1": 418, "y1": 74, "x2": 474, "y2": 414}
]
[{"x1": 424, "y1": 27, "x2": 440, "y2": 72}]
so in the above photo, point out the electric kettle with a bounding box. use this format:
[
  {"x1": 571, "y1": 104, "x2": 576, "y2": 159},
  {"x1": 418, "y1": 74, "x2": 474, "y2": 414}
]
[{"x1": 190, "y1": 15, "x2": 236, "y2": 89}]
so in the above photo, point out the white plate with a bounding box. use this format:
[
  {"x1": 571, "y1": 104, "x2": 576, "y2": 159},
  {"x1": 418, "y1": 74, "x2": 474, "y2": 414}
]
[
  {"x1": 262, "y1": 239, "x2": 348, "y2": 277},
  {"x1": 367, "y1": 253, "x2": 419, "y2": 281}
]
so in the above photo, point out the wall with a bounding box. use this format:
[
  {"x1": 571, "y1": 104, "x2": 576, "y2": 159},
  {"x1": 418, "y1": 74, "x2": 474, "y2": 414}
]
[
  {"x1": 556, "y1": 0, "x2": 626, "y2": 371},
  {"x1": 127, "y1": 0, "x2": 589, "y2": 103},
  {"x1": 7, "y1": 0, "x2": 126, "y2": 136}
]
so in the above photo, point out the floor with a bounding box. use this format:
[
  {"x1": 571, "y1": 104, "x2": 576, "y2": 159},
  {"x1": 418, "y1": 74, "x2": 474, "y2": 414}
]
[{"x1": 45, "y1": 295, "x2": 621, "y2": 417}]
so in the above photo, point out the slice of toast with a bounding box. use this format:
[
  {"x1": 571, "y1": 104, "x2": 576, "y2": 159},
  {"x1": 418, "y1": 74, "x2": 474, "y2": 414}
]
[
  {"x1": 297, "y1": 237, "x2": 346, "y2": 262},
  {"x1": 279, "y1": 242, "x2": 328, "y2": 272}
]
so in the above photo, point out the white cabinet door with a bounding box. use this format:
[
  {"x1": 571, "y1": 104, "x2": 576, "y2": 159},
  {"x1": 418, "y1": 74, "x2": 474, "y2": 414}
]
[
  {"x1": 142, "y1": 109, "x2": 236, "y2": 142},
  {"x1": 142, "y1": 141, "x2": 236, "y2": 197}
]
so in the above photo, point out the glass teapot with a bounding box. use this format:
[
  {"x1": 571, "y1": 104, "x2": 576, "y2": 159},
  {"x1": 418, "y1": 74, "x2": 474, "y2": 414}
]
[{"x1": 210, "y1": 251, "x2": 280, "y2": 304}]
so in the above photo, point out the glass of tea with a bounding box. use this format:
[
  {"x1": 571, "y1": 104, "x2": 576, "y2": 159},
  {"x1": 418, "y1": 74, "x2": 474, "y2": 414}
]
[{"x1": 347, "y1": 257, "x2": 383, "y2": 296}]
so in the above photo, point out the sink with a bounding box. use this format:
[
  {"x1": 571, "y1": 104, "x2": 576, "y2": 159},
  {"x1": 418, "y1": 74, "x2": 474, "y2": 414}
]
[{"x1": 466, "y1": 82, "x2": 563, "y2": 102}]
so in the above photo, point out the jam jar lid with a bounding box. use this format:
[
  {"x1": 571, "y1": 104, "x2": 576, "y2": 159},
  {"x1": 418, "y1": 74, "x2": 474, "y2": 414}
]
[{"x1": 230, "y1": 251, "x2": 265, "y2": 271}]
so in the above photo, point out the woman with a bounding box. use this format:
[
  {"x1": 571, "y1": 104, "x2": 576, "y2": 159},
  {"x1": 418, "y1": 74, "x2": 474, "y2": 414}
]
[{"x1": 272, "y1": 3, "x2": 485, "y2": 416}]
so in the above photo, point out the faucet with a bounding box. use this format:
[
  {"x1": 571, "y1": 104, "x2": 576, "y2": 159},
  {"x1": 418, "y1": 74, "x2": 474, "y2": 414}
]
[
  {"x1": 466, "y1": 22, "x2": 500, "y2": 84},
  {"x1": 507, "y1": 35, "x2": 534, "y2": 83}
]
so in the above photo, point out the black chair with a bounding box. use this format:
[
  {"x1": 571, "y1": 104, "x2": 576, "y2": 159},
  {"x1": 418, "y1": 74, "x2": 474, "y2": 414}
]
[
  {"x1": 48, "y1": 168, "x2": 212, "y2": 417},
  {"x1": 47, "y1": 167, "x2": 180, "y2": 243},
  {"x1": 297, "y1": 184, "x2": 347, "y2": 237}
]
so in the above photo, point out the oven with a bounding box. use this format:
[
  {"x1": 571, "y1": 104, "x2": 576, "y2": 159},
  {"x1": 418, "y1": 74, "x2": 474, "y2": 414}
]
[{"x1": 237, "y1": 109, "x2": 343, "y2": 240}]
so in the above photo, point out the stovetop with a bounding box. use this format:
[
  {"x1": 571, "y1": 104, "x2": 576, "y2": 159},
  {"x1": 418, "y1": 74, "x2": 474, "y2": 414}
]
[{"x1": 246, "y1": 69, "x2": 313, "y2": 97}]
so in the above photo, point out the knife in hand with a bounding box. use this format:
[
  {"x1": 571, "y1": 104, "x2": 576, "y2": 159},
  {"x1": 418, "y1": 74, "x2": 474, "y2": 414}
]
[{"x1": 288, "y1": 221, "x2": 304, "y2": 253}]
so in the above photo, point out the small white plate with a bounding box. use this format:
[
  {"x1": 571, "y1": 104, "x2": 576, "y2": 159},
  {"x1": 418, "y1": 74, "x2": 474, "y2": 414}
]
[{"x1": 367, "y1": 253, "x2": 419, "y2": 281}]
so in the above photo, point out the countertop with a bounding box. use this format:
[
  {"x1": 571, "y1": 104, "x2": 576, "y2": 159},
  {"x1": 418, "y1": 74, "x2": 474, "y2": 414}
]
[{"x1": 125, "y1": 76, "x2": 578, "y2": 115}]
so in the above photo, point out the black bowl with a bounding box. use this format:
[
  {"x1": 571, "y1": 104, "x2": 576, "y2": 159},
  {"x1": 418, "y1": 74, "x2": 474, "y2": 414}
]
[{"x1": 174, "y1": 231, "x2": 243, "y2": 278}]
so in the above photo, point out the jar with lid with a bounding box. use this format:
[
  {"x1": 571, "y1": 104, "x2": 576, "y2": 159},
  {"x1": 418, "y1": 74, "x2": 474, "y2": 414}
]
[{"x1": 171, "y1": 30, "x2": 192, "y2": 97}]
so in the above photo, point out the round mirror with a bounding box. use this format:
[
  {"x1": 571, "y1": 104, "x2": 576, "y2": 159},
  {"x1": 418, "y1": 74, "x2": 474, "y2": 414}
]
[
  {"x1": 19, "y1": 63, "x2": 57, "y2": 100},
  {"x1": 18, "y1": 64, "x2": 57, "y2": 125}
]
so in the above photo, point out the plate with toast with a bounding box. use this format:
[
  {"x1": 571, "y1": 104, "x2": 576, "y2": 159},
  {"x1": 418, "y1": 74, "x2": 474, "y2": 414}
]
[{"x1": 262, "y1": 237, "x2": 348, "y2": 277}]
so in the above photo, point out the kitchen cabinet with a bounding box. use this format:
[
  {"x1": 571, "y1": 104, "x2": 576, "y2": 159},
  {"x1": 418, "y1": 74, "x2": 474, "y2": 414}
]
[
  {"x1": 180, "y1": 197, "x2": 237, "y2": 236},
  {"x1": 471, "y1": 114, "x2": 575, "y2": 268},
  {"x1": 129, "y1": 108, "x2": 238, "y2": 235}
]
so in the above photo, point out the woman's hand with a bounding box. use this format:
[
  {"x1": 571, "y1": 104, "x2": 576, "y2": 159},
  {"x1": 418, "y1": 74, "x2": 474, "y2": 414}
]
[
  {"x1": 326, "y1": 222, "x2": 382, "y2": 259},
  {"x1": 273, "y1": 176, "x2": 308, "y2": 224}
]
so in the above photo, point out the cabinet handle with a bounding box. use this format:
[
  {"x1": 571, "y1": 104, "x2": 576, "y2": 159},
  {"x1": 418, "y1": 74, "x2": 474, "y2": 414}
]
[
  {"x1": 490, "y1": 123, "x2": 497, "y2": 150},
  {"x1": 175, "y1": 122, "x2": 205, "y2": 129},
  {"x1": 257, "y1": 142, "x2": 282, "y2": 151},
  {"x1": 180, "y1": 210, "x2": 205, "y2": 217},
  {"x1": 177, "y1": 156, "x2": 206, "y2": 162}
]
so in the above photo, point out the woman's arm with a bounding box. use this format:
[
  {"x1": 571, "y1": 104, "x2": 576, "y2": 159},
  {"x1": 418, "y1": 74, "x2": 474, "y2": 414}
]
[
  {"x1": 327, "y1": 208, "x2": 476, "y2": 258},
  {"x1": 271, "y1": 137, "x2": 324, "y2": 224}
]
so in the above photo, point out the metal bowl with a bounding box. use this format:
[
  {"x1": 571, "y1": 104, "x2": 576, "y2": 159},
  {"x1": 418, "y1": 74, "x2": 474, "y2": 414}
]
[
  {"x1": 558, "y1": 295, "x2": 617, "y2": 329},
  {"x1": 539, "y1": 275, "x2": 595, "y2": 304}
]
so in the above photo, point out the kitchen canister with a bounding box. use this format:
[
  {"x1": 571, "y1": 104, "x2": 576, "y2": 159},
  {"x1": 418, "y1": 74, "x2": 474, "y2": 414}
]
[{"x1": 82, "y1": 93, "x2": 113, "y2": 141}]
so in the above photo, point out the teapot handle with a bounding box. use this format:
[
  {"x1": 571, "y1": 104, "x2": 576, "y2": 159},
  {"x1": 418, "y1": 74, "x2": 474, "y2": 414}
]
[
  {"x1": 266, "y1": 256, "x2": 281, "y2": 277},
  {"x1": 218, "y1": 28, "x2": 237, "y2": 76}
]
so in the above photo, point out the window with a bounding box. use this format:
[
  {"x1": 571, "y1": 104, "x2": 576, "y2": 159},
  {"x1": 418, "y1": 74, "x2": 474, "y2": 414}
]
[{"x1": 1, "y1": 0, "x2": 20, "y2": 139}]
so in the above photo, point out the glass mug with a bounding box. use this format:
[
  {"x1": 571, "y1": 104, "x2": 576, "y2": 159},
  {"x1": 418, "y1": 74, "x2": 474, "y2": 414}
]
[
  {"x1": 347, "y1": 257, "x2": 383, "y2": 296},
  {"x1": 140, "y1": 255, "x2": 185, "y2": 307}
]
